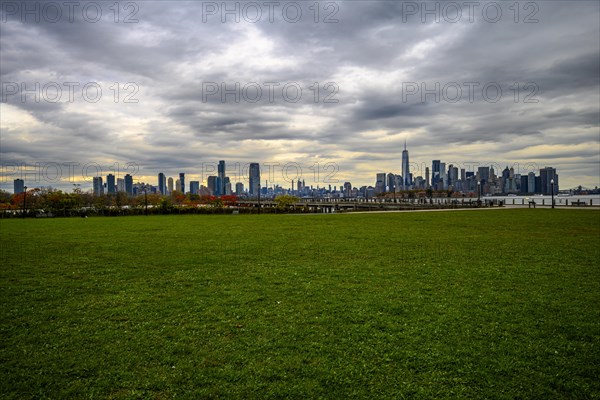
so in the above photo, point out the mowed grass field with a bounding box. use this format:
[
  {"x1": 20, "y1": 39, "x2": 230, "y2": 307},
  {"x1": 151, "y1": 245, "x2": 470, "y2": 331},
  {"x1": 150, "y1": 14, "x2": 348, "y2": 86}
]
[{"x1": 1, "y1": 209, "x2": 599, "y2": 399}]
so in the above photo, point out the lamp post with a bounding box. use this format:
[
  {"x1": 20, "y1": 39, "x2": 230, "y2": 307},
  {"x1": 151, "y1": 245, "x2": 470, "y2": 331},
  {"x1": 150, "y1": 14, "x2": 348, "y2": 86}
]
[
  {"x1": 22, "y1": 186, "x2": 27, "y2": 218},
  {"x1": 551, "y1": 179, "x2": 555, "y2": 209},
  {"x1": 477, "y1": 181, "x2": 481, "y2": 206}
]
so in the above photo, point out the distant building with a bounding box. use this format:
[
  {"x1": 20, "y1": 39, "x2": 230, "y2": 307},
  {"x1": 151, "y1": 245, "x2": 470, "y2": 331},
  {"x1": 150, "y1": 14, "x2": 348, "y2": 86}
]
[
  {"x1": 124, "y1": 174, "x2": 133, "y2": 196},
  {"x1": 447, "y1": 165, "x2": 459, "y2": 188},
  {"x1": 107, "y1": 174, "x2": 116, "y2": 194},
  {"x1": 249, "y1": 162, "x2": 260, "y2": 196},
  {"x1": 235, "y1": 182, "x2": 244, "y2": 195},
  {"x1": 540, "y1": 167, "x2": 558, "y2": 195},
  {"x1": 179, "y1": 173, "x2": 185, "y2": 193},
  {"x1": 520, "y1": 175, "x2": 529, "y2": 193},
  {"x1": 93, "y1": 176, "x2": 104, "y2": 196},
  {"x1": 478, "y1": 166, "x2": 490, "y2": 185},
  {"x1": 190, "y1": 181, "x2": 200, "y2": 195},
  {"x1": 344, "y1": 182, "x2": 353, "y2": 196},
  {"x1": 387, "y1": 173, "x2": 396, "y2": 193},
  {"x1": 375, "y1": 173, "x2": 387, "y2": 194},
  {"x1": 432, "y1": 160, "x2": 441, "y2": 189},
  {"x1": 14, "y1": 179, "x2": 24, "y2": 194},
  {"x1": 117, "y1": 178, "x2": 125, "y2": 193},
  {"x1": 402, "y1": 140, "x2": 410, "y2": 189},
  {"x1": 527, "y1": 172, "x2": 536, "y2": 194},
  {"x1": 167, "y1": 177, "x2": 174, "y2": 194},
  {"x1": 207, "y1": 176, "x2": 217, "y2": 195},
  {"x1": 217, "y1": 160, "x2": 226, "y2": 196},
  {"x1": 158, "y1": 173, "x2": 166, "y2": 195}
]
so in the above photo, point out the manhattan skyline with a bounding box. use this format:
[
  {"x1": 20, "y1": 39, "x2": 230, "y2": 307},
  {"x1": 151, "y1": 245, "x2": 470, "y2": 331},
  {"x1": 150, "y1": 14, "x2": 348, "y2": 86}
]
[{"x1": 1, "y1": 1, "x2": 599, "y2": 190}]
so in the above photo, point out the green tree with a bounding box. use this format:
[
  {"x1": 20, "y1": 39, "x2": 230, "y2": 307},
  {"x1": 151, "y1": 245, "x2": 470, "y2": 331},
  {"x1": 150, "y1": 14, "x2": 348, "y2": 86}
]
[{"x1": 275, "y1": 195, "x2": 299, "y2": 211}]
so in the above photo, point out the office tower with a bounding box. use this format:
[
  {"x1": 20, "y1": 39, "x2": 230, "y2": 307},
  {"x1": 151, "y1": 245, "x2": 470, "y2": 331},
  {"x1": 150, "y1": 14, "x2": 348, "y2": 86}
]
[
  {"x1": 432, "y1": 160, "x2": 441, "y2": 189},
  {"x1": 190, "y1": 181, "x2": 200, "y2": 195},
  {"x1": 158, "y1": 173, "x2": 166, "y2": 195},
  {"x1": 448, "y1": 165, "x2": 458, "y2": 188},
  {"x1": 93, "y1": 176, "x2": 104, "y2": 196},
  {"x1": 225, "y1": 181, "x2": 232, "y2": 195},
  {"x1": 106, "y1": 174, "x2": 116, "y2": 194},
  {"x1": 527, "y1": 172, "x2": 536, "y2": 194},
  {"x1": 124, "y1": 174, "x2": 133, "y2": 196},
  {"x1": 344, "y1": 182, "x2": 352, "y2": 197},
  {"x1": 387, "y1": 173, "x2": 396, "y2": 193},
  {"x1": 117, "y1": 178, "x2": 125, "y2": 192},
  {"x1": 235, "y1": 182, "x2": 244, "y2": 195},
  {"x1": 520, "y1": 175, "x2": 529, "y2": 193},
  {"x1": 425, "y1": 167, "x2": 430, "y2": 188},
  {"x1": 249, "y1": 163, "x2": 260, "y2": 196},
  {"x1": 540, "y1": 167, "x2": 558, "y2": 195},
  {"x1": 207, "y1": 176, "x2": 217, "y2": 195},
  {"x1": 375, "y1": 173, "x2": 386, "y2": 194},
  {"x1": 439, "y1": 162, "x2": 446, "y2": 190},
  {"x1": 460, "y1": 168, "x2": 466, "y2": 182},
  {"x1": 478, "y1": 166, "x2": 490, "y2": 185},
  {"x1": 402, "y1": 140, "x2": 410, "y2": 189},
  {"x1": 179, "y1": 173, "x2": 185, "y2": 194},
  {"x1": 167, "y1": 177, "x2": 174, "y2": 194},
  {"x1": 216, "y1": 160, "x2": 226, "y2": 196},
  {"x1": 175, "y1": 179, "x2": 180, "y2": 192},
  {"x1": 14, "y1": 179, "x2": 24, "y2": 194}
]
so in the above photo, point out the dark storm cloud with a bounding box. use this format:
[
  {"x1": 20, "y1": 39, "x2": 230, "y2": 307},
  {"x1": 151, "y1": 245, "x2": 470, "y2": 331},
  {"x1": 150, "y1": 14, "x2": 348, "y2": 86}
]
[{"x1": 1, "y1": 0, "x2": 599, "y2": 190}]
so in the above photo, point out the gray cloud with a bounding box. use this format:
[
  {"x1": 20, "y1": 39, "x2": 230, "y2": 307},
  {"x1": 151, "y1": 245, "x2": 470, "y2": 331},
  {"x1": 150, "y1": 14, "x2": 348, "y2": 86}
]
[{"x1": 1, "y1": 0, "x2": 599, "y2": 190}]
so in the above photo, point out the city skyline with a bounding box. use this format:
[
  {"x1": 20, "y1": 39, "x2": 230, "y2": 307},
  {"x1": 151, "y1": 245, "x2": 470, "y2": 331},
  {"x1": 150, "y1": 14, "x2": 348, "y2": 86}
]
[
  {"x1": 8, "y1": 142, "x2": 568, "y2": 197},
  {"x1": 1, "y1": 2, "x2": 598, "y2": 191}
]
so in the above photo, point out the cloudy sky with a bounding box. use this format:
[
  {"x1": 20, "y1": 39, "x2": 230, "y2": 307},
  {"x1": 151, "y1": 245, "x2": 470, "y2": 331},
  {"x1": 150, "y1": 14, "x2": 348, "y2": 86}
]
[{"x1": 1, "y1": 0, "x2": 599, "y2": 191}]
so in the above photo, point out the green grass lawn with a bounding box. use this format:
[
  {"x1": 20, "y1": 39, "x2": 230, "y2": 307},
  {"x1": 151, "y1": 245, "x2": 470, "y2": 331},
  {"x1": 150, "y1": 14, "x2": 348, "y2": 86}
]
[{"x1": 1, "y1": 209, "x2": 599, "y2": 399}]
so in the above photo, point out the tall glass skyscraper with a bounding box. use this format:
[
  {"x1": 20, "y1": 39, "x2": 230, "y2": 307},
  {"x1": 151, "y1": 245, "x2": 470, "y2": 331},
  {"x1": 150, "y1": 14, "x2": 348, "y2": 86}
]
[
  {"x1": 217, "y1": 160, "x2": 226, "y2": 196},
  {"x1": 249, "y1": 162, "x2": 260, "y2": 196},
  {"x1": 107, "y1": 174, "x2": 116, "y2": 194},
  {"x1": 158, "y1": 173, "x2": 166, "y2": 195},
  {"x1": 125, "y1": 174, "x2": 133, "y2": 196},
  {"x1": 179, "y1": 172, "x2": 185, "y2": 194},
  {"x1": 402, "y1": 140, "x2": 410, "y2": 189}
]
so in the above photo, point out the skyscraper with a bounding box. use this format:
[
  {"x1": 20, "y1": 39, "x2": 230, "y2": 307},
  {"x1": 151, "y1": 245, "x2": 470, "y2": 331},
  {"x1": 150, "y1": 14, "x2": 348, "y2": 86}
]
[
  {"x1": 527, "y1": 172, "x2": 536, "y2": 193},
  {"x1": 478, "y1": 166, "x2": 490, "y2": 185},
  {"x1": 432, "y1": 160, "x2": 441, "y2": 189},
  {"x1": 14, "y1": 179, "x2": 24, "y2": 194},
  {"x1": 402, "y1": 139, "x2": 410, "y2": 189},
  {"x1": 207, "y1": 176, "x2": 217, "y2": 195},
  {"x1": 93, "y1": 176, "x2": 104, "y2": 196},
  {"x1": 124, "y1": 174, "x2": 133, "y2": 196},
  {"x1": 448, "y1": 165, "x2": 459, "y2": 188},
  {"x1": 375, "y1": 173, "x2": 386, "y2": 194},
  {"x1": 158, "y1": 173, "x2": 166, "y2": 195},
  {"x1": 235, "y1": 182, "x2": 244, "y2": 195},
  {"x1": 217, "y1": 160, "x2": 226, "y2": 196},
  {"x1": 540, "y1": 167, "x2": 558, "y2": 195},
  {"x1": 387, "y1": 173, "x2": 396, "y2": 193},
  {"x1": 179, "y1": 173, "x2": 185, "y2": 194},
  {"x1": 107, "y1": 174, "x2": 116, "y2": 194},
  {"x1": 167, "y1": 177, "x2": 173, "y2": 194},
  {"x1": 249, "y1": 162, "x2": 260, "y2": 196},
  {"x1": 190, "y1": 181, "x2": 200, "y2": 195}
]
